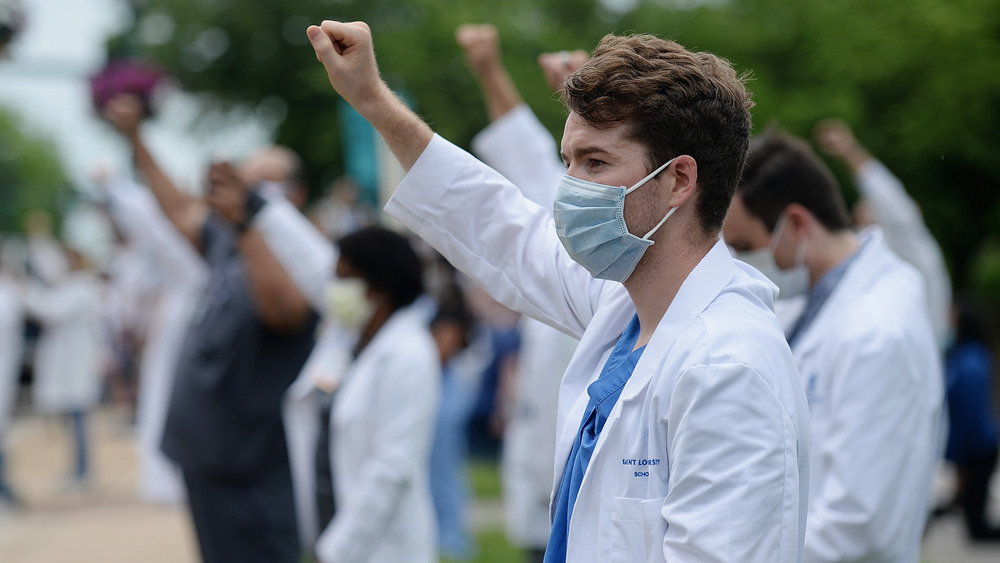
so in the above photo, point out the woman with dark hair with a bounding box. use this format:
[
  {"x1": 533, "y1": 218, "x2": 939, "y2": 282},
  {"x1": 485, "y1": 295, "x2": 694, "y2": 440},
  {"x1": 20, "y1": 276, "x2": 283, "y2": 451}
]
[
  {"x1": 944, "y1": 297, "x2": 1000, "y2": 541},
  {"x1": 313, "y1": 226, "x2": 440, "y2": 563}
]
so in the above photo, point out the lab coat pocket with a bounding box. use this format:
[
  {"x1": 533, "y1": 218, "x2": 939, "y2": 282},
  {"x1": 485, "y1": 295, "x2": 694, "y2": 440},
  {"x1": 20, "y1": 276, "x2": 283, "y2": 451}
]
[{"x1": 610, "y1": 496, "x2": 667, "y2": 563}]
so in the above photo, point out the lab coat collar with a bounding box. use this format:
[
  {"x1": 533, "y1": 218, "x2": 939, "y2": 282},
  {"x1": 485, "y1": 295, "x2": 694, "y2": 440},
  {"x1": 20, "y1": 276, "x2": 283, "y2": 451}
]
[
  {"x1": 790, "y1": 226, "x2": 889, "y2": 356},
  {"x1": 619, "y1": 239, "x2": 737, "y2": 402}
]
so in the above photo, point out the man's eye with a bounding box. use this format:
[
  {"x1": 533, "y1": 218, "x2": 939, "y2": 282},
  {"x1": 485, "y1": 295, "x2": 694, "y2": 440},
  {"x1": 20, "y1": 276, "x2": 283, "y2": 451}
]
[{"x1": 589, "y1": 159, "x2": 605, "y2": 168}]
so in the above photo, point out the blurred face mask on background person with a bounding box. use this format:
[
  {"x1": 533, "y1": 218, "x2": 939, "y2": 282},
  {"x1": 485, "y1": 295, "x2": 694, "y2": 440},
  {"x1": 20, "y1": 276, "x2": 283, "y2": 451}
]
[
  {"x1": 553, "y1": 157, "x2": 678, "y2": 283},
  {"x1": 737, "y1": 212, "x2": 810, "y2": 300},
  {"x1": 325, "y1": 277, "x2": 375, "y2": 330}
]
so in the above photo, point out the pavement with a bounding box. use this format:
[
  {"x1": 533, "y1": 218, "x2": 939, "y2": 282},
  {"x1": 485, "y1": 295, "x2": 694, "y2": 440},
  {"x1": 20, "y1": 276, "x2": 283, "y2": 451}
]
[{"x1": 0, "y1": 407, "x2": 998, "y2": 562}]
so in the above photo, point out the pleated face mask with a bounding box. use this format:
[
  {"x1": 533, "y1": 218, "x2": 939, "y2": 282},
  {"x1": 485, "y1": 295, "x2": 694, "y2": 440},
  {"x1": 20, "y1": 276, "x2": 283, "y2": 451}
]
[{"x1": 553, "y1": 157, "x2": 677, "y2": 282}]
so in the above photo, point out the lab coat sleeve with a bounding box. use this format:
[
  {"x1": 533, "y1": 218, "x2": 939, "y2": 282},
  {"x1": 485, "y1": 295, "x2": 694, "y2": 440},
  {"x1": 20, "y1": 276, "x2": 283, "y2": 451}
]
[
  {"x1": 855, "y1": 161, "x2": 951, "y2": 346},
  {"x1": 470, "y1": 104, "x2": 566, "y2": 207},
  {"x1": 662, "y1": 361, "x2": 803, "y2": 562},
  {"x1": 803, "y1": 332, "x2": 926, "y2": 562},
  {"x1": 106, "y1": 179, "x2": 206, "y2": 288},
  {"x1": 314, "y1": 348, "x2": 439, "y2": 563},
  {"x1": 21, "y1": 282, "x2": 90, "y2": 326},
  {"x1": 384, "y1": 134, "x2": 601, "y2": 339},
  {"x1": 251, "y1": 199, "x2": 336, "y2": 314}
]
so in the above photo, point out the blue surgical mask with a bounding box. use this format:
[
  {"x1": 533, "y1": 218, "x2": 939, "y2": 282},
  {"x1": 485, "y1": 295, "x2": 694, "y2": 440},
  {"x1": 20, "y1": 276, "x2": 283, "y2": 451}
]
[{"x1": 553, "y1": 158, "x2": 677, "y2": 282}]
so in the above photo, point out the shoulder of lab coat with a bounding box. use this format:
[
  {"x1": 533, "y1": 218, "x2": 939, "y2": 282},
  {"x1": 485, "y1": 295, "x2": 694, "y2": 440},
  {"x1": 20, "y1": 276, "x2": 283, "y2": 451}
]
[
  {"x1": 660, "y1": 247, "x2": 810, "y2": 561},
  {"x1": 315, "y1": 306, "x2": 440, "y2": 563},
  {"x1": 384, "y1": 134, "x2": 604, "y2": 339},
  {"x1": 251, "y1": 198, "x2": 335, "y2": 313},
  {"x1": 470, "y1": 103, "x2": 566, "y2": 207},
  {"x1": 796, "y1": 228, "x2": 942, "y2": 562},
  {"x1": 22, "y1": 273, "x2": 100, "y2": 325},
  {"x1": 106, "y1": 178, "x2": 207, "y2": 289},
  {"x1": 855, "y1": 160, "x2": 952, "y2": 347}
]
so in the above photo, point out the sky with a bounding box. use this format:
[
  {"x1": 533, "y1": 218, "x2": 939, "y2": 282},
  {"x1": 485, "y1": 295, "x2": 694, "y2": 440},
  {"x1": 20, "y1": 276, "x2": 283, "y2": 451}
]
[{"x1": 0, "y1": 0, "x2": 273, "y2": 194}]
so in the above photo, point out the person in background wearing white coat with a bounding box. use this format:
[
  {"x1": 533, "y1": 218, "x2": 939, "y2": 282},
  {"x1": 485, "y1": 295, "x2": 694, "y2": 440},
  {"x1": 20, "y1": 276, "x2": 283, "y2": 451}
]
[
  {"x1": 308, "y1": 22, "x2": 810, "y2": 562},
  {"x1": 813, "y1": 118, "x2": 952, "y2": 349},
  {"x1": 101, "y1": 176, "x2": 208, "y2": 505},
  {"x1": 312, "y1": 226, "x2": 440, "y2": 563},
  {"x1": 723, "y1": 130, "x2": 943, "y2": 562},
  {"x1": 456, "y1": 23, "x2": 580, "y2": 562},
  {"x1": 21, "y1": 244, "x2": 104, "y2": 488},
  {"x1": 0, "y1": 240, "x2": 23, "y2": 505}
]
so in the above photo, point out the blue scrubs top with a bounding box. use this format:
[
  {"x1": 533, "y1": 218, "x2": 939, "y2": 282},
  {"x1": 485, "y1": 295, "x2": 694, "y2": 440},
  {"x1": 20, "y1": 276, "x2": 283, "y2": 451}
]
[{"x1": 544, "y1": 314, "x2": 645, "y2": 563}]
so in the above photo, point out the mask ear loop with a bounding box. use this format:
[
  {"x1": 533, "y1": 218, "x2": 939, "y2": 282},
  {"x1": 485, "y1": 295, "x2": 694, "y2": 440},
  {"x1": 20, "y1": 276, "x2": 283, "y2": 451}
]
[
  {"x1": 624, "y1": 157, "x2": 677, "y2": 195},
  {"x1": 642, "y1": 206, "x2": 678, "y2": 241}
]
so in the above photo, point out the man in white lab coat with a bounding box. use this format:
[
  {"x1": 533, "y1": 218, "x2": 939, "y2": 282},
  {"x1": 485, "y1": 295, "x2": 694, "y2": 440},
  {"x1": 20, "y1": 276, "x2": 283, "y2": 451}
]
[
  {"x1": 308, "y1": 22, "x2": 810, "y2": 562},
  {"x1": 723, "y1": 131, "x2": 943, "y2": 563}
]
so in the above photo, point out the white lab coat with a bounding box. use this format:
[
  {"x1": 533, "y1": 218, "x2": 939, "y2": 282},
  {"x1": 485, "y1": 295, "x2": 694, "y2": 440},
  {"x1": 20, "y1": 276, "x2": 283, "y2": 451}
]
[
  {"x1": 796, "y1": 228, "x2": 942, "y2": 563},
  {"x1": 0, "y1": 276, "x2": 23, "y2": 435},
  {"x1": 856, "y1": 160, "x2": 952, "y2": 348},
  {"x1": 106, "y1": 181, "x2": 207, "y2": 504},
  {"x1": 313, "y1": 305, "x2": 441, "y2": 563},
  {"x1": 23, "y1": 272, "x2": 104, "y2": 413},
  {"x1": 471, "y1": 104, "x2": 580, "y2": 547},
  {"x1": 385, "y1": 135, "x2": 810, "y2": 562}
]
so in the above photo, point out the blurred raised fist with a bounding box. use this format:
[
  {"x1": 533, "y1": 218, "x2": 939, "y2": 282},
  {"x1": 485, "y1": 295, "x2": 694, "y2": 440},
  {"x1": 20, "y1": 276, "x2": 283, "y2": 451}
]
[
  {"x1": 538, "y1": 49, "x2": 589, "y2": 93},
  {"x1": 102, "y1": 93, "x2": 145, "y2": 137},
  {"x1": 206, "y1": 161, "x2": 251, "y2": 226},
  {"x1": 813, "y1": 118, "x2": 859, "y2": 159},
  {"x1": 455, "y1": 23, "x2": 502, "y2": 77}
]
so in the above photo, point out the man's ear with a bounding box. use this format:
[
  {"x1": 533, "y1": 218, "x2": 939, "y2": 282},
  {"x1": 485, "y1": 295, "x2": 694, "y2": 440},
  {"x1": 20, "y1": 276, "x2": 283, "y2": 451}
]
[
  {"x1": 666, "y1": 155, "x2": 698, "y2": 208},
  {"x1": 784, "y1": 203, "x2": 813, "y2": 237}
]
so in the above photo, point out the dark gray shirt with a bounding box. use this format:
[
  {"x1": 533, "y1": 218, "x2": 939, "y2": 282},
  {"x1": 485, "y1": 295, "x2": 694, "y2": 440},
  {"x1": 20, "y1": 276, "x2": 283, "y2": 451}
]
[{"x1": 161, "y1": 216, "x2": 318, "y2": 483}]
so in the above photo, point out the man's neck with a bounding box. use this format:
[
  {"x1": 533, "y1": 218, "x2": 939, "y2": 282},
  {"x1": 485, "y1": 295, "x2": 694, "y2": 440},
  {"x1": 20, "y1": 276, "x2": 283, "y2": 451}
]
[
  {"x1": 808, "y1": 229, "x2": 859, "y2": 285},
  {"x1": 623, "y1": 236, "x2": 715, "y2": 349}
]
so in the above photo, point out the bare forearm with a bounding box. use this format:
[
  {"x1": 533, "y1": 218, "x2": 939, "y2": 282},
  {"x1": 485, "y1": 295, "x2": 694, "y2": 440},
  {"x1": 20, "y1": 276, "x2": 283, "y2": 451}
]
[
  {"x1": 476, "y1": 61, "x2": 523, "y2": 122},
  {"x1": 354, "y1": 85, "x2": 433, "y2": 172},
  {"x1": 238, "y1": 229, "x2": 312, "y2": 332},
  {"x1": 840, "y1": 145, "x2": 873, "y2": 175},
  {"x1": 125, "y1": 130, "x2": 206, "y2": 246}
]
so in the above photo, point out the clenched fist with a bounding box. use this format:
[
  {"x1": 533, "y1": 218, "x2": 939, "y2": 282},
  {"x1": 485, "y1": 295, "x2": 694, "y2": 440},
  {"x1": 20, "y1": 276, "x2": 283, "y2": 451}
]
[{"x1": 307, "y1": 21, "x2": 389, "y2": 115}]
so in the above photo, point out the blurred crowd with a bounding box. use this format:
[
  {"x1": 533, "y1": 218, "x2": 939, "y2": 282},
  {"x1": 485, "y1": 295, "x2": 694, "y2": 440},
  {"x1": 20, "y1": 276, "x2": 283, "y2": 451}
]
[{"x1": 0, "y1": 15, "x2": 998, "y2": 563}]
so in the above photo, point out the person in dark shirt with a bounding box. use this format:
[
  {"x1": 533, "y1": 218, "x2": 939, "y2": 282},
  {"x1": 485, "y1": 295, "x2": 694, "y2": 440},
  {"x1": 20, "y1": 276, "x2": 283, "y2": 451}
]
[
  {"x1": 105, "y1": 93, "x2": 323, "y2": 562},
  {"x1": 944, "y1": 298, "x2": 1000, "y2": 542}
]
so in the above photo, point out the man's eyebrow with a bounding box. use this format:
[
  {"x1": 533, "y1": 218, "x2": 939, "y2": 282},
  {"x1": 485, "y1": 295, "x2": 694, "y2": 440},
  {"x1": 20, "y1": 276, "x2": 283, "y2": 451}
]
[{"x1": 560, "y1": 146, "x2": 609, "y2": 162}]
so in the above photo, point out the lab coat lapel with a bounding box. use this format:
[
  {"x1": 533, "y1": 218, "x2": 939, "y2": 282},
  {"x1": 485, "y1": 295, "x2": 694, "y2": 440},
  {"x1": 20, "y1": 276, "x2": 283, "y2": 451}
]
[
  {"x1": 619, "y1": 240, "x2": 737, "y2": 404},
  {"x1": 791, "y1": 227, "x2": 883, "y2": 359},
  {"x1": 551, "y1": 284, "x2": 634, "y2": 514}
]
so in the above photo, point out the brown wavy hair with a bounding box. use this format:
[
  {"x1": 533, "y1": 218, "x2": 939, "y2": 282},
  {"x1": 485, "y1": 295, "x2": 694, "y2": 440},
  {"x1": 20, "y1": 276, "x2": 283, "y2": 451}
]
[{"x1": 564, "y1": 34, "x2": 753, "y2": 235}]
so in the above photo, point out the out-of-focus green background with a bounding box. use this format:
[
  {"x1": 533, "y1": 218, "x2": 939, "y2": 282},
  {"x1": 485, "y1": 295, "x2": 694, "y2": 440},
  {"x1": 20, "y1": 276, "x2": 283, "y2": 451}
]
[{"x1": 4, "y1": 0, "x2": 1000, "y2": 295}]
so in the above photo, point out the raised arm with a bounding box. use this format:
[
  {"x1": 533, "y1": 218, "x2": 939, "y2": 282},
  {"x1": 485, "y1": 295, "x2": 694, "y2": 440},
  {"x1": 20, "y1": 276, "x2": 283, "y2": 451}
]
[
  {"x1": 459, "y1": 24, "x2": 566, "y2": 206},
  {"x1": 307, "y1": 21, "x2": 431, "y2": 171},
  {"x1": 104, "y1": 94, "x2": 208, "y2": 250},
  {"x1": 307, "y1": 21, "x2": 602, "y2": 338},
  {"x1": 456, "y1": 24, "x2": 522, "y2": 122},
  {"x1": 206, "y1": 162, "x2": 313, "y2": 333}
]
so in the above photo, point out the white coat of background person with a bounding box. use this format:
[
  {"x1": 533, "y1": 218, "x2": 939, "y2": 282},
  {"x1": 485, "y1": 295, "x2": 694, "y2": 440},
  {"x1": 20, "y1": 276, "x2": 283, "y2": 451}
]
[
  {"x1": 21, "y1": 248, "x2": 103, "y2": 417},
  {"x1": 104, "y1": 178, "x2": 207, "y2": 504},
  {"x1": 724, "y1": 131, "x2": 942, "y2": 563},
  {"x1": 308, "y1": 227, "x2": 440, "y2": 563},
  {"x1": 308, "y1": 22, "x2": 811, "y2": 562},
  {"x1": 814, "y1": 118, "x2": 952, "y2": 349},
  {"x1": 457, "y1": 23, "x2": 583, "y2": 556}
]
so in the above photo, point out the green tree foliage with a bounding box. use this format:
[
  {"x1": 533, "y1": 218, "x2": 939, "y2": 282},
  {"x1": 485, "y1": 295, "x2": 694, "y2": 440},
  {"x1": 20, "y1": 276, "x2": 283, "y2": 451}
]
[
  {"x1": 0, "y1": 106, "x2": 68, "y2": 232},
  {"x1": 113, "y1": 0, "x2": 999, "y2": 289}
]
